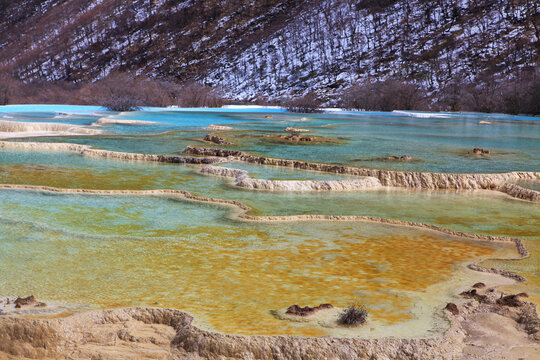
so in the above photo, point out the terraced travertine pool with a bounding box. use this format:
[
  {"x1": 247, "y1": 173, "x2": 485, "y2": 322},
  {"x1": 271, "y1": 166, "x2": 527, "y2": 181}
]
[{"x1": 0, "y1": 105, "x2": 538, "y2": 337}]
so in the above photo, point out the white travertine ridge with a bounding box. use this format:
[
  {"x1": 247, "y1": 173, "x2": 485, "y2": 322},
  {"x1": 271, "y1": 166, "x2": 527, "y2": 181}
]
[
  {"x1": 187, "y1": 147, "x2": 540, "y2": 201},
  {"x1": 200, "y1": 165, "x2": 382, "y2": 191},
  {"x1": 0, "y1": 120, "x2": 103, "y2": 138},
  {"x1": 92, "y1": 118, "x2": 157, "y2": 125}
]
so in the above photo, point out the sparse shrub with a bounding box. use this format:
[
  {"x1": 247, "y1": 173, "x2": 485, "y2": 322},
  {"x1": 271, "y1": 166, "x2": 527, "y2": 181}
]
[
  {"x1": 338, "y1": 304, "x2": 368, "y2": 326},
  {"x1": 439, "y1": 71, "x2": 540, "y2": 115},
  {"x1": 177, "y1": 82, "x2": 224, "y2": 108},
  {"x1": 0, "y1": 77, "x2": 78, "y2": 105},
  {"x1": 284, "y1": 93, "x2": 321, "y2": 113},
  {"x1": 0, "y1": 77, "x2": 19, "y2": 105},
  {"x1": 80, "y1": 72, "x2": 179, "y2": 111},
  {"x1": 341, "y1": 79, "x2": 427, "y2": 111},
  {"x1": 87, "y1": 72, "x2": 145, "y2": 111}
]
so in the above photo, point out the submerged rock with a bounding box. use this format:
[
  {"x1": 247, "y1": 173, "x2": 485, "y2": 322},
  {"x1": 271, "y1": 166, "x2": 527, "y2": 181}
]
[
  {"x1": 473, "y1": 148, "x2": 490, "y2": 155},
  {"x1": 280, "y1": 133, "x2": 314, "y2": 142}
]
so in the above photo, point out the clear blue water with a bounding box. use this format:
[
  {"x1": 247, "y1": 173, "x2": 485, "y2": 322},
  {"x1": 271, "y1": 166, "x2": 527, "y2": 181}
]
[{"x1": 5, "y1": 107, "x2": 538, "y2": 173}]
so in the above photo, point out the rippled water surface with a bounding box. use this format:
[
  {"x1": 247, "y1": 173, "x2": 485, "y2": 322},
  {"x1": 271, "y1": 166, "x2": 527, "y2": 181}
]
[
  {"x1": 0, "y1": 189, "x2": 508, "y2": 337},
  {"x1": 0, "y1": 106, "x2": 538, "y2": 337},
  {"x1": 5, "y1": 107, "x2": 539, "y2": 173}
]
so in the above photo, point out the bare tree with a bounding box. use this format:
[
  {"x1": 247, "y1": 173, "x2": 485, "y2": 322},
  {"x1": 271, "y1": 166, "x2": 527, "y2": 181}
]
[
  {"x1": 284, "y1": 92, "x2": 322, "y2": 113},
  {"x1": 176, "y1": 82, "x2": 224, "y2": 108},
  {"x1": 0, "y1": 77, "x2": 18, "y2": 105},
  {"x1": 341, "y1": 79, "x2": 427, "y2": 111}
]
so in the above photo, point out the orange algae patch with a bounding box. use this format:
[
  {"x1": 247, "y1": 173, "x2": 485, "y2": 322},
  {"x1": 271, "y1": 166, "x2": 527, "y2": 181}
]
[
  {"x1": 482, "y1": 236, "x2": 540, "y2": 301},
  {"x1": 0, "y1": 163, "x2": 194, "y2": 190},
  {"x1": 1, "y1": 224, "x2": 495, "y2": 336}
]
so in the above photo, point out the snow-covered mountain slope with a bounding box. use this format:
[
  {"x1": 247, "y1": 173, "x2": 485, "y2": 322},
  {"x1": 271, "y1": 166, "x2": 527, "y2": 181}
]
[
  {"x1": 205, "y1": 0, "x2": 539, "y2": 101},
  {"x1": 0, "y1": 0, "x2": 537, "y2": 102}
]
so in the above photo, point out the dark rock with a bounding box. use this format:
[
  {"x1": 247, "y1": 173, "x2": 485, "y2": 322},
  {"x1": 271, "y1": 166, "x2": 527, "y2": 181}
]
[
  {"x1": 473, "y1": 148, "x2": 490, "y2": 154},
  {"x1": 472, "y1": 282, "x2": 486, "y2": 289},
  {"x1": 460, "y1": 289, "x2": 487, "y2": 303},
  {"x1": 372, "y1": 155, "x2": 415, "y2": 162},
  {"x1": 460, "y1": 289, "x2": 477, "y2": 297},
  {"x1": 497, "y1": 293, "x2": 528, "y2": 307},
  {"x1": 286, "y1": 303, "x2": 334, "y2": 316},
  {"x1": 445, "y1": 303, "x2": 459, "y2": 315},
  {"x1": 286, "y1": 134, "x2": 300, "y2": 141},
  {"x1": 281, "y1": 134, "x2": 315, "y2": 142},
  {"x1": 14, "y1": 295, "x2": 36, "y2": 308},
  {"x1": 204, "y1": 134, "x2": 232, "y2": 145}
]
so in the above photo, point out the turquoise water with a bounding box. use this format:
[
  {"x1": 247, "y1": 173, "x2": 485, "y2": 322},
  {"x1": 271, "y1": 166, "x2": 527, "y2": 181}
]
[
  {"x1": 1, "y1": 149, "x2": 538, "y2": 238},
  {"x1": 20, "y1": 133, "x2": 207, "y2": 155},
  {"x1": 223, "y1": 113, "x2": 540, "y2": 173},
  {"x1": 6, "y1": 108, "x2": 539, "y2": 173},
  {"x1": 0, "y1": 104, "x2": 287, "y2": 114},
  {"x1": 0, "y1": 106, "x2": 538, "y2": 337}
]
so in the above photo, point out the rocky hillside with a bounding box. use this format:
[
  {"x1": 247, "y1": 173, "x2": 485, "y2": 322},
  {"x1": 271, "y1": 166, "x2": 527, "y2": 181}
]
[{"x1": 0, "y1": 0, "x2": 538, "y2": 102}]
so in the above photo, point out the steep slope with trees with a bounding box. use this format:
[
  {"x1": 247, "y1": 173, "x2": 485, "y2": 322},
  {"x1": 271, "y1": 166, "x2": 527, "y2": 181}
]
[{"x1": 0, "y1": 0, "x2": 538, "y2": 108}]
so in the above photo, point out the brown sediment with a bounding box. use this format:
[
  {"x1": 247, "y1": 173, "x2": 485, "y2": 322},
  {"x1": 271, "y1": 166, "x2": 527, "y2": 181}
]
[
  {"x1": 1, "y1": 288, "x2": 538, "y2": 360},
  {"x1": 184, "y1": 146, "x2": 540, "y2": 201},
  {"x1": 0, "y1": 163, "x2": 200, "y2": 190},
  {"x1": 0, "y1": 183, "x2": 529, "y2": 283}
]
